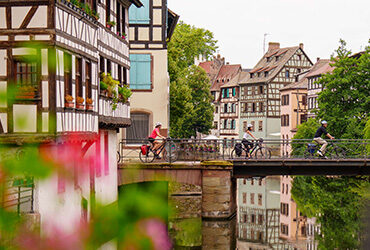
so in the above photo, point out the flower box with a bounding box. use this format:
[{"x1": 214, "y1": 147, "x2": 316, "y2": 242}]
[
  {"x1": 65, "y1": 101, "x2": 74, "y2": 108},
  {"x1": 86, "y1": 104, "x2": 94, "y2": 111},
  {"x1": 76, "y1": 104, "x2": 85, "y2": 110}
]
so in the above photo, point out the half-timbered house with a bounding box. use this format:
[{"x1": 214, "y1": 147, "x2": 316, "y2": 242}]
[
  {"x1": 306, "y1": 59, "x2": 334, "y2": 118},
  {"x1": 126, "y1": 0, "x2": 178, "y2": 142},
  {"x1": 239, "y1": 42, "x2": 313, "y2": 139},
  {"x1": 0, "y1": 0, "x2": 142, "y2": 235}
]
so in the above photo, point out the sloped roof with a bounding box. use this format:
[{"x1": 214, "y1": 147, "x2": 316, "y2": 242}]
[
  {"x1": 280, "y1": 77, "x2": 308, "y2": 91},
  {"x1": 221, "y1": 71, "x2": 247, "y2": 88},
  {"x1": 240, "y1": 46, "x2": 310, "y2": 84},
  {"x1": 305, "y1": 59, "x2": 334, "y2": 77},
  {"x1": 210, "y1": 64, "x2": 241, "y2": 91},
  {"x1": 199, "y1": 61, "x2": 213, "y2": 72}
]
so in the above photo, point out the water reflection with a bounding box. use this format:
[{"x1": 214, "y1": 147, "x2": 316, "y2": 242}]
[
  {"x1": 237, "y1": 176, "x2": 319, "y2": 250},
  {"x1": 169, "y1": 176, "x2": 319, "y2": 249}
]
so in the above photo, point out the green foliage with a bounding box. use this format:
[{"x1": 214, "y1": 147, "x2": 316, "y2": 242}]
[
  {"x1": 316, "y1": 39, "x2": 370, "y2": 139},
  {"x1": 170, "y1": 65, "x2": 214, "y2": 138},
  {"x1": 100, "y1": 72, "x2": 120, "y2": 110},
  {"x1": 168, "y1": 22, "x2": 218, "y2": 137},
  {"x1": 292, "y1": 176, "x2": 370, "y2": 249},
  {"x1": 364, "y1": 118, "x2": 370, "y2": 153},
  {"x1": 292, "y1": 40, "x2": 370, "y2": 249},
  {"x1": 291, "y1": 118, "x2": 319, "y2": 156},
  {"x1": 118, "y1": 85, "x2": 132, "y2": 102}
]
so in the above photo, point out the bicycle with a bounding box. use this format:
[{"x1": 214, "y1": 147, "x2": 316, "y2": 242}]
[
  {"x1": 230, "y1": 139, "x2": 271, "y2": 159},
  {"x1": 304, "y1": 140, "x2": 346, "y2": 159},
  {"x1": 139, "y1": 138, "x2": 178, "y2": 163}
]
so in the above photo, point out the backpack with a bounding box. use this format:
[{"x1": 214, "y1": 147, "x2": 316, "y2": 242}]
[
  {"x1": 141, "y1": 145, "x2": 149, "y2": 155},
  {"x1": 234, "y1": 143, "x2": 243, "y2": 156}
]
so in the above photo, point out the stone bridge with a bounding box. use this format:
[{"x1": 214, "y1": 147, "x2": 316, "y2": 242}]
[{"x1": 118, "y1": 158, "x2": 370, "y2": 219}]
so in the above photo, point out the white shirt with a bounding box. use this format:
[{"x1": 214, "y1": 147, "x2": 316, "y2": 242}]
[{"x1": 243, "y1": 132, "x2": 252, "y2": 140}]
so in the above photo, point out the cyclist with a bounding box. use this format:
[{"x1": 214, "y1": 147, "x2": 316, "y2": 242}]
[
  {"x1": 314, "y1": 120, "x2": 335, "y2": 157},
  {"x1": 243, "y1": 124, "x2": 258, "y2": 157},
  {"x1": 149, "y1": 122, "x2": 166, "y2": 158}
]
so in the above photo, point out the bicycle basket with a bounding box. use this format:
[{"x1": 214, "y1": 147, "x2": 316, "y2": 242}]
[{"x1": 307, "y1": 143, "x2": 317, "y2": 154}]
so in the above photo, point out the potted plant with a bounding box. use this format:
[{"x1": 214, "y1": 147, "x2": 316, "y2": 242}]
[
  {"x1": 118, "y1": 85, "x2": 132, "y2": 103},
  {"x1": 65, "y1": 95, "x2": 74, "y2": 108},
  {"x1": 76, "y1": 96, "x2": 84, "y2": 109},
  {"x1": 106, "y1": 20, "x2": 116, "y2": 29},
  {"x1": 92, "y1": 10, "x2": 100, "y2": 21},
  {"x1": 16, "y1": 86, "x2": 36, "y2": 99},
  {"x1": 121, "y1": 33, "x2": 127, "y2": 39},
  {"x1": 100, "y1": 80, "x2": 108, "y2": 96},
  {"x1": 86, "y1": 98, "x2": 93, "y2": 110}
]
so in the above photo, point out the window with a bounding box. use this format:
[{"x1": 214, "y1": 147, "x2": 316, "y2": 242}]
[
  {"x1": 250, "y1": 73, "x2": 254, "y2": 78},
  {"x1": 130, "y1": 54, "x2": 152, "y2": 90},
  {"x1": 281, "y1": 94, "x2": 289, "y2": 105},
  {"x1": 226, "y1": 88, "x2": 229, "y2": 98},
  {"x1": 258, "y1": 121, "x2": 263, "y2": 131},
  {"x1": 116, "y1": 1, "x2": 126, "y2": 35},
  {"x1": 282, "y1": 183, "x2": 285, "y2": 194},
  {"x1": 302, "y1": 95, "x2": 307, "y2": 106},
  {"x1": 243, "y1": 121, "x2": 247, "y2": 131},
  {"x1": 259, "y1": 85, "x2": 264, "y2": 94},
  {"x1": 258, "y1": 194, "x2": 262, "y2": 206},
  {"x1": 276, "y1": 56, "x2": 279, "y2": 61},
  {"x1": 281, "y1": 115, "x2": 290, "y2": 127},
  {"x1": 100, "y1": 56, "x2": 105, "y2": 73},
  {"x1": 126, "y1": 113, "x2": 149, "y2": 144},
  {"x1": 258, "y1": 214, "x2": 264, "y2": 225},
  {"x1": 252, "y1": 103, "x2": 256, "y2": 113},
  {"x1": 106, "y1": 0, "x2": 111, "y2": 25},
  {"x1": 107, "y1": 59, "x2": 111, "y2": 74},
  {"x1": 129, "y1": 0, "x2": 150, "y2": 24},
  {"x1": 251, "y1": 121, "x2": 255, "y2": 132},
  {"x1": 75, "y1": 57, "x2": 82, "y2": 98},
  {"x1": 251, "y1": 179, "x2": 254, "y2": 185},
  {"x1": 258, "y1": 178, "x2": 262, "y2": 185},
  {"x1": 251, "y1": 214, "x2": 255, "y2": 223},
  {"x1": 286, "y1": 184, "x2": 288, "y2": 194},
  {"x1": 85, "y1": 61, "x2": 92, "y2": 99},
  {"x1": 285, "y1": 69, "x2": 290, "y2": 78},
  {"x1": 250, "y1": 193, "x2": 254, "y2": 204},
  {"x1": 300, "y1": 114, "x2": 307, "y2": 124},
  {"x1": 230, "y1": 120, "x2": 234, "y2": 129},
  {"x1": 224, "y1": 119, "x2": 227, "y2": 129},
  {"x1": 64, "y1": 53, "x2": 72, "y2": 96},
  {"x1": 243, "y1": 193, "x2": 247, "y2": 204},
  {"x1": 215, "y1": 106, "x2": 218, "y2": 113},
  {"x1": 214, "y1": 122, "x2": 218, "y2": 129},
  {"x1": 259, "y1": 102, "x2": 264, "y2": 112},
  {"x1": 243, "y1": 179, "x2": 246, "y2": 185},
  {"x1": 264, "y1": 71, "x2": 268, "y2": 77},
  {"x1": 224, "y1": 103, "x2": 228, "y2": 113}
]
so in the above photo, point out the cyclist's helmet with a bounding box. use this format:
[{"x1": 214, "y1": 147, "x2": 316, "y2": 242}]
[
  {"x1": 155, "y1": 122, "x2": 162, "y2": 127},
  {"x1": 321, "y1": 120, "x2": 327, "y2": 125},
  {"x1": 247, "y1": 124, "x2": 253, "y2": 128}
]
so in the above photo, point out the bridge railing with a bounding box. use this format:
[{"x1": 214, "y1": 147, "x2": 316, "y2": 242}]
[{"x1": 118, "y1": 138, "x2": 369, "y2": 163}]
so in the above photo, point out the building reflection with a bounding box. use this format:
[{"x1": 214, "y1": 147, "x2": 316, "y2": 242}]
[{"x1": 237, "y1": 176, "x2": 319, "y2": 250}]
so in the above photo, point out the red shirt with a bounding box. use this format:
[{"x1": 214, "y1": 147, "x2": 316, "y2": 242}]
[{"x1": 150, "y1": 128, "x2": 160, "y2": 138}]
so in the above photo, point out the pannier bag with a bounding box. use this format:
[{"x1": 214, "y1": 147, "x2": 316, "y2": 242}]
[
  {"x1": 307, "y1": 143, "x2": 317, "y2": 154},
  {"x1": 141, "y1": 145, "x2": 149, "y2": 155},
  {"x1": 234, "y1": 143, "x2": 243, "y2": 157}
]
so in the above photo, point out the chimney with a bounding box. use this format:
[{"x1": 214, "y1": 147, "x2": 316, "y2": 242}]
[
  {"x1": 316, "y1": 57, "x2": 320, "y2": 62},
  {"x1": 268, "y1": 42, "x2": 280, "y2": 51},
  {"x1": 299, "y1": 43, "x2": 304, "y2": 50}
]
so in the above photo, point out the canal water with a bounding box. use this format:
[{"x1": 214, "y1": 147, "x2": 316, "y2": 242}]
[{"x1": 169, "y1": 176, "x2": 318, "y2": 250}]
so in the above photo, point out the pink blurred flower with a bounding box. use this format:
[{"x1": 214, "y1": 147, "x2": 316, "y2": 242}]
[{"x1": 138, "y1": 218, "x2": 172, "y2": 250}]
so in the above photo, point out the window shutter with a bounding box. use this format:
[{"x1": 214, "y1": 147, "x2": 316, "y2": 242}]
[
  {"x1": 130, "y1": 54, "x2": 151, "y2": 90},
  {"x1": 226, "y1": 88, "x2": 229, "y2": 97},
  {"x1": 129, "y1": 0, "x2": 150, "y2": 24},
  {"x1": 233, "y1": 87, "x2": 236, "y2": 96}
]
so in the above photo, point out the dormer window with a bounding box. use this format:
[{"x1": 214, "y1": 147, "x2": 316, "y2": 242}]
[
  {"x1": 257, "y1": 72, "x2": 260, "y2": 77},
  {"x1": 250, "y1": 73, "x2": 254, "y2": 78},
  {"x1": 297, "y1": 55, "x2": 301, "y2": 60},
  {"x1": 217, "y1": 79, "x2": 219, "y2": 82},
  {"x1": 264, "y1": 71, "x2": 269, "y2": 77},
  {"x1": 222, "y1": 79, "x2": 224, "y2": 82},
  {"x1": 276, "y1": 56, "x2": 279, "y2": 62},
  {"x1": 285, "y1": 70, "x2": 290, "y2": 78},
  {"x1": 267, "y1": 57, "x2": 271, "y2": 62}
]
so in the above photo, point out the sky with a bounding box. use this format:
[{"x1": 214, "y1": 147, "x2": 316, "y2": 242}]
[{"x1": 168, "y1": 0, "x2": 370, "y2": 68}]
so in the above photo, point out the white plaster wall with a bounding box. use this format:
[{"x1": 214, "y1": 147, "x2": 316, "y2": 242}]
[
  {"x1": 94, "y1": 130, "x2": 118, "y2": 205},
  {"x1": 0, "y1": 50, "x2": 7, "y2": 76},
  {"x1": 11, "y1": 7, "x2": 31, "y2": 29},
  {"x1": 0, "y1": 7, "x2": 6, "y2": 29},
  {"x1": 130, "y1": 50, "x2": 169, "y2": 132},
  {"x1": 28, "y1": 6, "x2": 47, "y2": 28}
]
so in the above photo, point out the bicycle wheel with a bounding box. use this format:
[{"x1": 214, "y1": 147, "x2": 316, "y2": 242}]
[
  {"x1": 230, "y1": 149, "x2": 247, "y2": 159},
  {"x1": 139, "y1": 150, "x2": 155, "y2": 163},
  {"x1": 255, "y1": 147, "x2": 271, "y2": 159},
  {"x1": 165, "y1": 142, "x2": 178, "y2": 162}
]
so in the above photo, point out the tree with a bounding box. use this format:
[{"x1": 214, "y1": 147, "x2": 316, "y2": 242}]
[
  {"x1": 316, "y1": 39, "x2": 370, "y2": 139},
  {"x1": 168, "y1": 22, "x2": 218, "y2": 137},
  {"x1": 170, "y1": 65, "x2": 214, "y2": 138},
  {"x1": 291, "y1": 40, "x2": 370, "y2": 249}
]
